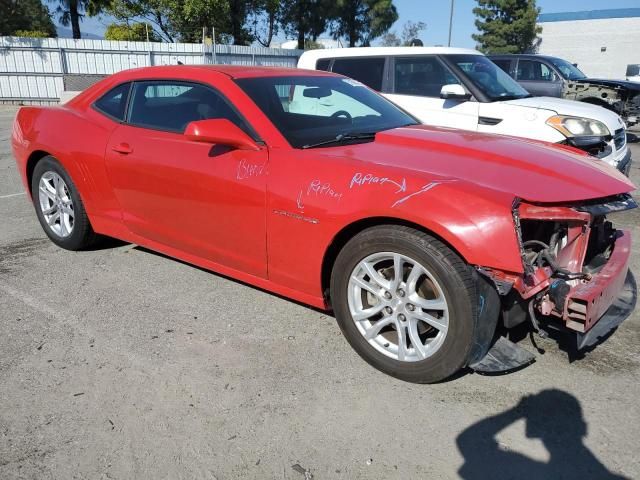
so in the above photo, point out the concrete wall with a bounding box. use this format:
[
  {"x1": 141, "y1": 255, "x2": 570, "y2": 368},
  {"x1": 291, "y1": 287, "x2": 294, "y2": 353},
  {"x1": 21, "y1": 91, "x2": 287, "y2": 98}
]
[{"x1": 537, "y1": 17, "x2": 640, "y2": 79}]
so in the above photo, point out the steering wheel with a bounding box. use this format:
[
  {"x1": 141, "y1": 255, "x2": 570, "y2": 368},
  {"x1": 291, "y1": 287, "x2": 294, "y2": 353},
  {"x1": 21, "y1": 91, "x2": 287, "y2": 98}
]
[{"x1": 330, "y1": 110, "x2": 353, "y2": 122}]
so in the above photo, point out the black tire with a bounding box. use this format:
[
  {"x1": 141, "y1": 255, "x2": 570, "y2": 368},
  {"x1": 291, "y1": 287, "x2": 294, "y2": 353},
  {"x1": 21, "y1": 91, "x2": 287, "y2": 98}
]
[
  {"x1": 330, "y1": 225, "x2": 477, "y2": 383},
  {"x1": 31, "y1": 155, "x2": 97, "y2": 250}
]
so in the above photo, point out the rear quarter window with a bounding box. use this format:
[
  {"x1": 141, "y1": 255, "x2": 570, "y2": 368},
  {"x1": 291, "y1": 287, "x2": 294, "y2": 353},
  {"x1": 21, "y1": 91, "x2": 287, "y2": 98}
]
[{"x1": 93, "y1": 82, "x2": 131, "y2": 121}]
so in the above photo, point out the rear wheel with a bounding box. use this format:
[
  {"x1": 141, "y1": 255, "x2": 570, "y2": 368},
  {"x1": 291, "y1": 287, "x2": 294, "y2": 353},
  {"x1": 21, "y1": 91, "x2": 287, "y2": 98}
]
[
  {"x1": 330, "y1": 226, "x2": 477, "y2": 383},
  {"x1": 31, "y1": 155, "x2": 97, "y2": 250}
]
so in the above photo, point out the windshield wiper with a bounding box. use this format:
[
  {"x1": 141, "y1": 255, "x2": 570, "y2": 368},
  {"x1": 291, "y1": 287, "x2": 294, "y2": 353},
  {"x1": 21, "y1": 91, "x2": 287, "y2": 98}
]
[{"x1": 302, "y1": 132, "x2": 376, "y2": 149}]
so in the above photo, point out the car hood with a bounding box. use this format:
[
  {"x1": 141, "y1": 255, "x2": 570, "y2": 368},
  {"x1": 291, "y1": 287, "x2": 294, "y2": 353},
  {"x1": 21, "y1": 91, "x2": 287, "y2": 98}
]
[
  {"x1": 352, "y1": 126, "x2": 635, "y2": 203},
  {"x1": 501, "y1": 96, "x2": 625, "y2": 132},
  {"x1": 578, "y1": 78, "x2": 640, "y2": 92}
]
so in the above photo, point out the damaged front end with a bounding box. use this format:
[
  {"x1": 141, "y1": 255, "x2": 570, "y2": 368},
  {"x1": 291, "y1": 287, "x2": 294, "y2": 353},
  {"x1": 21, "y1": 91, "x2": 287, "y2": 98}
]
[
  {"x1": 473, "y1": 194, "x2": 637, "y2": 371},
  {"x1": 564, "y1": 81, "x2": 640, "y2": 127}
]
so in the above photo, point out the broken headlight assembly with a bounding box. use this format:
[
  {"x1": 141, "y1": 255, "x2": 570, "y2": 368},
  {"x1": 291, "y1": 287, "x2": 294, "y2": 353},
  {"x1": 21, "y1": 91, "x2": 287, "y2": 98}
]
[{"x1": 547, "y1": 115, "x2": 613, "y2": 157}]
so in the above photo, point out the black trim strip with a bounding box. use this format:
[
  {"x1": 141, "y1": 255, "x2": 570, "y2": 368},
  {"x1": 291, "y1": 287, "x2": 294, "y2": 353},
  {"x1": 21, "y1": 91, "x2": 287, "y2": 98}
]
[{"x1": 478, "y1": 116, "x2": 502, "y2": 126}]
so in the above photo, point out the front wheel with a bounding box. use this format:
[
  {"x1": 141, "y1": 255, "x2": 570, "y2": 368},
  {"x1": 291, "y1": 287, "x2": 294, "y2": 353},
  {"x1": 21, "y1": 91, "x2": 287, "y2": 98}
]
[
  {"x1": 330, "y1": 226, "x2": 477, "y2": 383},
  {"x1": 31, "y1": 155, "x2": 97, "y2": 250}
]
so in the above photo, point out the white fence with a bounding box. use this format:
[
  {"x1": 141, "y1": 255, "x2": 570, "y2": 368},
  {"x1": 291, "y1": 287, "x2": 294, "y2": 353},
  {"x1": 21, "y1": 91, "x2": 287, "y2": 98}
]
[{"x1": 0, "y1": 36, "x2": 303, "y2": 104}]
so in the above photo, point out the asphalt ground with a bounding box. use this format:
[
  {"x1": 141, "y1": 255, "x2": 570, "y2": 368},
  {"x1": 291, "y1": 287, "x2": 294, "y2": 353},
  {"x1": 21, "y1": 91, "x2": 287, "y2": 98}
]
[{"x1": 1, "y1": 105, "x2": 639, "y2": 479}]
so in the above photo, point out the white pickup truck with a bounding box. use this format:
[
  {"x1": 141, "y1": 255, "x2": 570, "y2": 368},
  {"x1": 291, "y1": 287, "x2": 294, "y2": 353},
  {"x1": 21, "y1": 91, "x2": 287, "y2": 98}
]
[{"x1": 298, "y1": 47, "x2": 631, "y2": 175}]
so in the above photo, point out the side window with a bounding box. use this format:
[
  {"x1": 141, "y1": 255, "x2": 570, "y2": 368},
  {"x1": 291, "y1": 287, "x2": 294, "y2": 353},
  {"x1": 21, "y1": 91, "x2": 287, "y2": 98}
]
[
  {"x1": 316, "y1": 59, "x2": 331, "y2": 71},
  {"x1": 127, "y1": 81, "x2": 249, "y2": 133},
  {"x1": 394, "y1": 56, "x2": 460, "y2": 97},
  {"x1": 517, "y1": 60, "x2": 555, "y2": 82},
  {"x1": 331, "y1": 57, "x2": 385, "y2": 91},
  {"x1": 492, "y1": 59, "x2": 512, "y2": 76},
  {"x1": 93, "y1": 82, "x2": 131, "y2": 121}
]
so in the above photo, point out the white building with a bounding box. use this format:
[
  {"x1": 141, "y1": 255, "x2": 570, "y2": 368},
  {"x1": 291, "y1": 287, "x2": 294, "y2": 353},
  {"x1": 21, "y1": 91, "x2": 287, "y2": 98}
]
[{"x1": 537, "y1": 8, "x2": 640, "y2": 80}]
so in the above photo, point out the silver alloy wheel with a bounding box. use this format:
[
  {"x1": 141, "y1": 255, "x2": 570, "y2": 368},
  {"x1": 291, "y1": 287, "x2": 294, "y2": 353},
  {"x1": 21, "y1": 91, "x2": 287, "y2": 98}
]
[
  {"x1": 38, "y1": 171, "x2": 74, "y2": 238},
  {"x1": 348, "y1": 252, "x2": 449, "y2": 362}
]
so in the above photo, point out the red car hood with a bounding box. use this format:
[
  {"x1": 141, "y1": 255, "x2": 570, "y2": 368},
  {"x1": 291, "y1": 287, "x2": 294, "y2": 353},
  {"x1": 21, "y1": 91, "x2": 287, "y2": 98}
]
[{"x1": 361, "y1": 126, "x2": 636, "y2": 203}]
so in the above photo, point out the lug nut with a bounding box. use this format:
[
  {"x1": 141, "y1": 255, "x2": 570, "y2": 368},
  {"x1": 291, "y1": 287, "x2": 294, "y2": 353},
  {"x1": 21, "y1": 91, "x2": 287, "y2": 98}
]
[
  {"x1": 407, "y1": 304, "x2": 415, "y2": 311},
  {"x1": 384, "y1": 307, "x2": 393, "y2": 315},
  {"x1": 384, "y1": 291, "x2": 392, "y2": 299},
  {"x1": 397, "y1": 289, "x2": 405, "y2": 297},
  {"x1": 398, "y1": 314, "x2": 406, "y2": 322}
]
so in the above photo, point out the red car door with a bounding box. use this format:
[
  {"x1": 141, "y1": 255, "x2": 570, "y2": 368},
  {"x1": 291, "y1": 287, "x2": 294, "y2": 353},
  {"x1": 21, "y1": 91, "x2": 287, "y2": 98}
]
[{"x1": 104, "y1": 80, "x2": 268, "y2": 277}]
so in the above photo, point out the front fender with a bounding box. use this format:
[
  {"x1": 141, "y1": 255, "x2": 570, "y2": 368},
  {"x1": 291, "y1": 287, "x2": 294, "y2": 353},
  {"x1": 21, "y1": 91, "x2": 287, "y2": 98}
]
[{"x1": 266, "y1": 149, "x2": 523, "y2": 301}]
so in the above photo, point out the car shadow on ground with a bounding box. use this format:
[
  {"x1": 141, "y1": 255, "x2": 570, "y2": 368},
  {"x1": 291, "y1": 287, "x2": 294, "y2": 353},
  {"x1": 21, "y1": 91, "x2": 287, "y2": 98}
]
[
  {"x1": 456, "y1": 389, "x2": 630, "y2": 480},
  {"x1": 81, "y1": 236, "x2": 129, "y2": 251},
  {"x1": 131, "y1": 245, "x2": 330, "y2": 315}
]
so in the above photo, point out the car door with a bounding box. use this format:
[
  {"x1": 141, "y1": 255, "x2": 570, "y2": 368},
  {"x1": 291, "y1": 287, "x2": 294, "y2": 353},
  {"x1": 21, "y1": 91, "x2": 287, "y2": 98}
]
[
  {"x1": 104, "y1": 80, "x2": 268, "y2": 277},
  {"x1": 384, "y1": 55, "x2": 479, "y2": 131},
  {"x1": 515, "y1": 59, "x2": 563, "y2": 97}
]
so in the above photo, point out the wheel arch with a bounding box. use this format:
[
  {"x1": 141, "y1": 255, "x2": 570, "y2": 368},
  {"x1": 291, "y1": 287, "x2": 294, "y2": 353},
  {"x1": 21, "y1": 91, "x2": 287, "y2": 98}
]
[
  {"x1": 320, "y1": 216, "x2": 469, "y2": 308},
  {"x1": 25, "y1": 150, "x2": 53, "y2": 198}
]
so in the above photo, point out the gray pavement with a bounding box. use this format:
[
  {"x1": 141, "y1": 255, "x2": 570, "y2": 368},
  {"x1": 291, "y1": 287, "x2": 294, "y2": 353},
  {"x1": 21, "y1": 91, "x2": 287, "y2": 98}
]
[{"x1": 1, "y1": 105, "x2": 639, "y2": 479}]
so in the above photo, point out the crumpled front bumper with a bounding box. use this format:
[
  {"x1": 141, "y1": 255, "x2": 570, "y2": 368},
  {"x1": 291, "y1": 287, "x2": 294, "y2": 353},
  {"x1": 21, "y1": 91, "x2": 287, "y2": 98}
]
[
  {"x1": 563, "y1": 229, "x2": 635, "y2": 341},
  {"x1": 576, "y1": 270, "x2": 637, "y2": 350}
]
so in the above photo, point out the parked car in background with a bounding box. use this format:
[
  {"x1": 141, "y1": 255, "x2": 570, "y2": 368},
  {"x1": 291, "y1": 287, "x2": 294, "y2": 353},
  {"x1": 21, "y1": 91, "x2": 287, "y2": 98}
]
[
  {"x1": 627, "y1": 64, "x2": 640, "y2": 83},
  {"x1": 299, "y1": 47, "x2": 631, "y2": 175},
  {"x1": 489, "y1": 54, "x2": 640, "y2": 127},
  {"x1": 11, "y1": 65, "x2": 637, "y2": 383}
]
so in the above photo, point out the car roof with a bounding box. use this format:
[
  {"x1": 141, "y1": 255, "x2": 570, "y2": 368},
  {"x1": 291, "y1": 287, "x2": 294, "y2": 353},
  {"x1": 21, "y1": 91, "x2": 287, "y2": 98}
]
[
  {"x1": 299, "y1": 46, "x2": 482, "y2": 62},
  {"x1": 487, "y1": 53, "x2": 561, "y2": 61},
  {"x1": 110, "y1": 64, "x2": 335, "y2": 80}
]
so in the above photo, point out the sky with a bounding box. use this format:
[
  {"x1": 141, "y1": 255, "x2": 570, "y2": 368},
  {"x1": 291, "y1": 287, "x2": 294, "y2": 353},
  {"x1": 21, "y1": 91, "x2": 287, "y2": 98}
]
[{"x1": 53, "y1": 0, "x2": 640, "y2": 47}]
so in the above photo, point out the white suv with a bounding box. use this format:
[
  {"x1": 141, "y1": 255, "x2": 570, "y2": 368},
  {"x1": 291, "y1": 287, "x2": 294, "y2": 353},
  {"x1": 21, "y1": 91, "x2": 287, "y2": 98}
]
[{"x1": 298, "y1": 47, "x2": 631, "y2": 175}]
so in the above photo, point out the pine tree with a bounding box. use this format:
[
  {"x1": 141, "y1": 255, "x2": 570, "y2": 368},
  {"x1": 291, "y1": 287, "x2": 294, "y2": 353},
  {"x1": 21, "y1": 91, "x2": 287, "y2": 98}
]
[
  {"x1": 472, "y1": 0, "x2": 541, "y2": 54},
  {"x1": 330, "y1": 0, "x2": 398, "y2": 47}
]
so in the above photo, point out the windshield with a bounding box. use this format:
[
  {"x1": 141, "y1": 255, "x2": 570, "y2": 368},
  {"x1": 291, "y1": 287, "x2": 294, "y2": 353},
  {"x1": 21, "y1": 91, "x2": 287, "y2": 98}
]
[
  {"x1": 548, "y1": 57, "x2": 587, "y2": 80},
  {"x1": 235, "y1": 75, "x2": 418, "y2": 148},
  {"x1": 449, "y1": 54, "x2": 530, "y2": 101}
]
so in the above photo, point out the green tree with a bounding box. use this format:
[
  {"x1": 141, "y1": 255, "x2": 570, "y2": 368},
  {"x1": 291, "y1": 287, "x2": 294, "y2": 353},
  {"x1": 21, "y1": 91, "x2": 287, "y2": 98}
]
[
  {"x1": 105, "y1": 22, "x2": 160, "y2": 41},
  {"x1": 48, "y1": 0, "x2": 110, "y2": 39},
  {"x1": 380, "y1": 19, "x2": 425, "y2": 46},
  {"x1": 249, "y1": 0, "x2": 281, "y2": 47},
  {"x1": 180, "y1": 0, "x2": 252, "y2": 44},
  {"x1": 280, "y1": 0, "x2": 332, "y2": 50},
  {"x1": 106, "y1": 0, "x2": 178, "y2": 42},
  {"x1": 472, "y1": 0, "x2": 541, "y2": 53},
  {"x1": 107, "y1": 0, "x2": 255, "y2": 44},
  {"x1": 0, "y1": 0, "x2": 57, "y2": 37},
  {"x1": 329, "y1": 0, "x2": 398, "y2": 47}
]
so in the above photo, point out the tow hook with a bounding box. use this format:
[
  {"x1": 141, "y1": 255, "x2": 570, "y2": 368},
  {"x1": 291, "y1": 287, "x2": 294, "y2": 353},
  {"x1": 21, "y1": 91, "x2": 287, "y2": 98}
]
[{"x1": 528, "y1": 296, "x2": 549, "y2": 339}]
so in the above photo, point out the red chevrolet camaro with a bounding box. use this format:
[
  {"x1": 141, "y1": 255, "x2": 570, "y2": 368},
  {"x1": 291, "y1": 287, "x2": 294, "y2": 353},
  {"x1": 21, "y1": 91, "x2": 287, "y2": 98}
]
[{"x1": 11, "y1": 65, "x2": 637, "y2": 383}]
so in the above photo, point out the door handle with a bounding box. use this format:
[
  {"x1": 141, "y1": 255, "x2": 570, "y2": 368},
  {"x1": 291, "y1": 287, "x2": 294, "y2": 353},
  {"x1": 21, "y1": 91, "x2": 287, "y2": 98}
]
[{"x1": 112, "y1": 143, "x2": 133, "y2": 154}]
